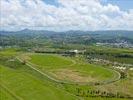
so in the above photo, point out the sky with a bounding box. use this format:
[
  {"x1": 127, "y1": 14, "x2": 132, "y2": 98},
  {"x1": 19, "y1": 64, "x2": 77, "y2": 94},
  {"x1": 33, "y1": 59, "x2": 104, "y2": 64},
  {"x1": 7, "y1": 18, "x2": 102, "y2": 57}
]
[{"x1": 0, "y1": 0, "x2": 133, "y2": 31}]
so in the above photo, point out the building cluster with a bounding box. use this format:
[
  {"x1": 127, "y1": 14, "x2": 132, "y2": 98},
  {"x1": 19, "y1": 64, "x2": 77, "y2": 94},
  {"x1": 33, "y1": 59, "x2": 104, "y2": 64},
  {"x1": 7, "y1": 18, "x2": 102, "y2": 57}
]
[
  {"x1": 88, "y1": 57, "x2": 133, "y2": 71},
  {"x1": 96, "y1": 42, "x2": 133, "y2": 48}
]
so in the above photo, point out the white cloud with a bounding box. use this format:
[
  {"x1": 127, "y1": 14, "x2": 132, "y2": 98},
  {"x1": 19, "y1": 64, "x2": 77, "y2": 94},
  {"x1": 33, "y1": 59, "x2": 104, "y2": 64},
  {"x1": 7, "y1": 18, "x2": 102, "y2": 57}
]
[{"x1": 0, "y1": 0, "x2": 133, "y2": 31}]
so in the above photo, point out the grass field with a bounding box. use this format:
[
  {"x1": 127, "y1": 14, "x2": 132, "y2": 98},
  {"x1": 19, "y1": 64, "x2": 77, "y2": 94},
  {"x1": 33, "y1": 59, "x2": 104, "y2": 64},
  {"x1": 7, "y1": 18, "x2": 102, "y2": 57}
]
[
  {"x1": 1, "y1": 61, "x2": 125, "y2": 100},
  {"x1": 27, "y1": 54, "x2": 119, "y2": 84},
  {"x1": 0, "y1": 86, "x2": 15, "y2": 100},
  {"x1": 0, "y1": 65, "x2": 77, "y2": 100},
  {"x1": 29, "y1": 54, "x2": 74, "y2": 69},
  {"x1": 0, "y1": 49, "x2": 132, "y2": 100}
]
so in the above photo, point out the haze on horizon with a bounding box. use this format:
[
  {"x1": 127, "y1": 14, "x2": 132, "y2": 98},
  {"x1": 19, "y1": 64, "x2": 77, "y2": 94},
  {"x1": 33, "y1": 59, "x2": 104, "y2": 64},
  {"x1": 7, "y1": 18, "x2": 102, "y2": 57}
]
[{"x1": 0, "y1": 0, "x2": 133, "y2": 31}]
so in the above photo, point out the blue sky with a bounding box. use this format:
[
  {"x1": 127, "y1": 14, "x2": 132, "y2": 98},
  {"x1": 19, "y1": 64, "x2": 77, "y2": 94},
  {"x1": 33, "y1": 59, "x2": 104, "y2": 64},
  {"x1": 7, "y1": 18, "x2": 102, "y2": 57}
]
[
  {"x1": 43, "y1": 0, "x2": 133, "y2": 11},
  {"x1": 43, "y1": 0, "x2": 59, "y2": 6},
  {"x1": 101, "y1": 0, "x2": 133, "y2": 11},
  {"x1": 1, "y1": 0, "x2": 133, "y2": 31}
]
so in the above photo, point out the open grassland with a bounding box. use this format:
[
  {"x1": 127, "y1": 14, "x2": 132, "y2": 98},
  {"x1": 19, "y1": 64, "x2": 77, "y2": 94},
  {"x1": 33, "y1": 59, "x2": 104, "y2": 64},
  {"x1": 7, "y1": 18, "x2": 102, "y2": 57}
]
[
  {"x1": 27, "y1": 54, "x2": 119, "y2": 84},
  {"x1": 29, "y1": 54, "x2": 74, "y2": 69},
  {"x1": 0, "y1": 86, "x2": 15, "y2": 100},
  {"x1": 0, "y1": 50, "x2": 77, "y2": 100},
  {"x1": 0, "y1": 65, "x2": 77, "y2": 100},
  {"x1": 0, "y1": 49, "x2": 132, "y2": 100}
]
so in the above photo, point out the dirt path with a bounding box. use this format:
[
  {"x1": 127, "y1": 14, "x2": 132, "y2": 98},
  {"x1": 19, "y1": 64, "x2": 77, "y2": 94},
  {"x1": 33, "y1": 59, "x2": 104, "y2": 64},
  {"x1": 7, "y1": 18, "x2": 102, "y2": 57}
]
[
  {"x1": 16, "y1": 54, "x2": 121, "y2": 86},
  {"x1": 100, "y1": 68, "x2": 121, "y2": 85},
  {"x1": 16, "y1": 57, "x2": 83, "y2": 100}
]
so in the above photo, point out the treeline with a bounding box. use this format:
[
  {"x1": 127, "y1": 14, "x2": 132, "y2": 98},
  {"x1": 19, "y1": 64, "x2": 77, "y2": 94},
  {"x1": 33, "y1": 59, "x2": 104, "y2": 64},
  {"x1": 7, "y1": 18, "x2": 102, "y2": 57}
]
[
  {"x1": 86, "y1": 52, "x2": 133, "y2": 59},
  {"x1": 75, "y1": 88, "x2": 133, "y2": 99}
]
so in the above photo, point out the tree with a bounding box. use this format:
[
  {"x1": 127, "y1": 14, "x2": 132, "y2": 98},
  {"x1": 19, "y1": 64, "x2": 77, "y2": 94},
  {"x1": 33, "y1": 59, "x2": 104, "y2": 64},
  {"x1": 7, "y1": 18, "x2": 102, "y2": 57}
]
[{"x1": 22, "y1": 60, "x2": 26, "y2": 65}]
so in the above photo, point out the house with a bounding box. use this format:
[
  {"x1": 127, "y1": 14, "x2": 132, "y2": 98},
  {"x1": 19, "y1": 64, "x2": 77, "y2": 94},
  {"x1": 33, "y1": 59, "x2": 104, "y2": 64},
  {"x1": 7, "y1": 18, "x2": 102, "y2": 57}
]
[
  {"x1": 65, "y1": 49, "x2": 86, "y2": 57},
  {"x1": 69, "y1": 50, "x2": 79, "y2": 54}
]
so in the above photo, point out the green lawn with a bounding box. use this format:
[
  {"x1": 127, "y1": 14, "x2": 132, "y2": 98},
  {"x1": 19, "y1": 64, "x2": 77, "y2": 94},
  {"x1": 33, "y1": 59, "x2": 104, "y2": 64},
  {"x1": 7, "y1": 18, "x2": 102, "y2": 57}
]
[
  {"x1": 0, "y1": 65, "x2": 77, "y2": 100},
  {"x1": 29, "y1": 54, "x2": 73, "y2": 69}
]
